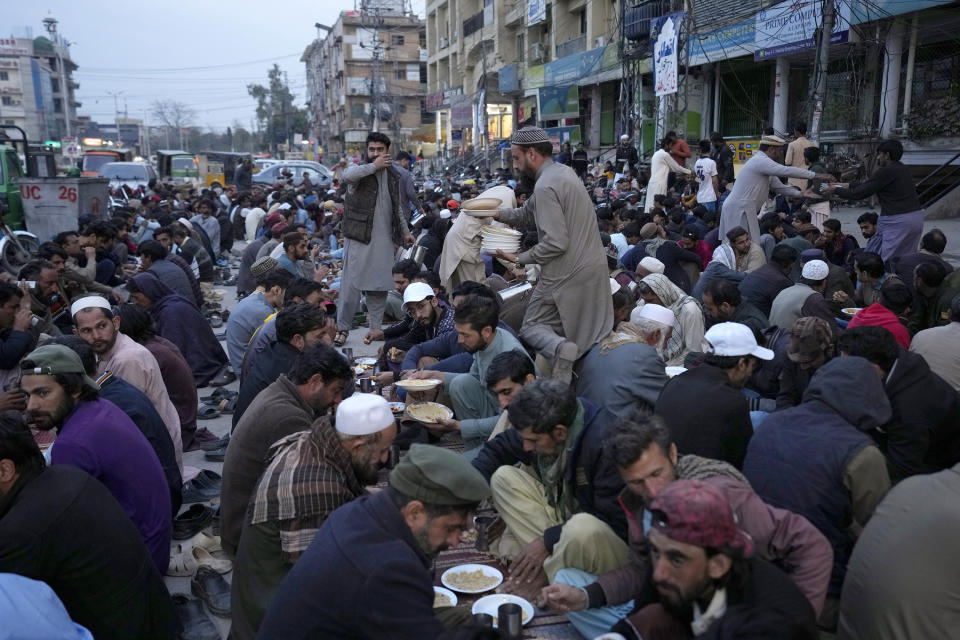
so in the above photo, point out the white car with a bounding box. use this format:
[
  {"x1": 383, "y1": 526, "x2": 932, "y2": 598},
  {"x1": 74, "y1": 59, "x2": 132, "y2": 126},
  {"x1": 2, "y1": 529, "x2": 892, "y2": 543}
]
[{"x1": 98, "y1": 161, "x2": 157, "y2": 191}]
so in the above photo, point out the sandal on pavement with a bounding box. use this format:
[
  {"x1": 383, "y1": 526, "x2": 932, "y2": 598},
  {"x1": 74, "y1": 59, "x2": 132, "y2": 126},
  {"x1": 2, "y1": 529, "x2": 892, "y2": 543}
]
[
  {"x1": 191, "y1": 566, "x2": 231, "y2": 618},
  {"x1": 188, "y1": 531, "x2": 223, "y2": 554},
  {"x1": 166, "y1": 545, "x2": 199, "y2": 577},
  {"x1": 334, "y1": 330, "x2": 349, "y2": 347},
  {"x1": 197, "y1": 404, "x2": 221, "y2": 420},
  {"x1": 203, "y1": 445, "x2": 227, "y2": 462},
  {"x1": 192, "y1": 546, "x2": 232, "y2": 574},
  {"x1": 200, "y1": 388, "x2": 235, "y2": 403},
  {"x1": 171, "y1": 593, "x2": 220, "y2": 640}
]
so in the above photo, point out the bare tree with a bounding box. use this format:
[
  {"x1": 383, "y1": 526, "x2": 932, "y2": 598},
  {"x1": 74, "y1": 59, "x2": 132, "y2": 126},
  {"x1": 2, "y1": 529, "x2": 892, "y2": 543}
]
[{"x1": 150, "y1": 100, "x2": 196, "y2": 151}]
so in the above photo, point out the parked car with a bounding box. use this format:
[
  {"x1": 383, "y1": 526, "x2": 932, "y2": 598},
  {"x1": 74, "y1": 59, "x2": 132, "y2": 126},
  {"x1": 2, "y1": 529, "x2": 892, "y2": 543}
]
[
  {"x1": 252, "y1": 161, "x2": 332, "y2": 187},
  {"x1": 97, "y1": 161, "x2": 157, "y2": 191}
]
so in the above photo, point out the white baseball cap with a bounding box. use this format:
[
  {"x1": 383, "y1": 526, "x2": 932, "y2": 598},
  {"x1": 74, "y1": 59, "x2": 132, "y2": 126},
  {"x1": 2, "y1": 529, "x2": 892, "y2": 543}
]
[
  {"x1": 636, "y1": 303, "x2": 675, "y2": 327},
  {"x1": 702, "y1": 322, "x2": 774, "y2": 360},
  {"x1": 336, "y1": 393, "x2": 395, "y2": 436},
  {"x1": 801, "y1": 259, "x2": 829, "y2": 281},
  {"x1": 402, "y1": 281, "x2": 435, "y2": 310},
  {"x1": 620, "y1": 134, "x2": 630, "y2": 141}
]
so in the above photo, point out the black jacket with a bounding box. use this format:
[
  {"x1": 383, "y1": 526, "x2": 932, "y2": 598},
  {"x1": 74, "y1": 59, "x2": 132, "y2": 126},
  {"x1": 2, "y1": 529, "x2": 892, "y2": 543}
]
[
  {"x1": 0, "y1": 466, "x2": 179, "y2": 640},
  {"x1": 233, "y1": 341, "x2": 300, "y2": 429},
  {"x1": 739, "y1": 263, "x2": 793, "y2": 318},
  {"x1": 881, "y1": 349, "x2": 960, "y2": 483},
  {"x1": 699, "y1": 557, "x2": 818, "y2": 640},
  {"x1": 256, "y1": 489, "x2": 445, "y2": 639},
  {"x1": 472, "y1": 399, "x2": 627, "y2": 546},
  {"x1": 834, "y1": 161, "x2": 921, "y2": 216},
  {"x1": 656, "y1": 364, "x2": 753, "y2": 469}
]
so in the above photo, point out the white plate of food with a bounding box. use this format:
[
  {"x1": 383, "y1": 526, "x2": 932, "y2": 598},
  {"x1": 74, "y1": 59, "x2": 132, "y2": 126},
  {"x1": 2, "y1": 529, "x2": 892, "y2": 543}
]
[
  {"x1": 354, "y1": 357, "x2": 378, "y2": 367},
  {"x1": 665, "y1": 366, "x2": 687, "y2": 378},
  {"x1": 395, "y1": 378, "x2": 443, "y2": 392},
  {"x1": 841, "y1": 307, "x2": 863, "y2": 316},
  {"x1": 406, "y1": 402, "x2": 454, "y2": 424},
  {"x1": 461, "y1": 197, "x2": 502, "y2": 210},
  {"x1": 471, "y1": 593, "x2": 535, "y2": 627},
  {"x1": 433, "y1": 586, "x2": 458, "y2": 608},
  {"x1": 388, "y1": 401, "x2": 406, "y2": 415},
  {"x1": 464, "y1": 209, "x2": 500, "y2": 218},
  {"x1": 441, "y1": 564, "x2": 503, "y2": 594}
]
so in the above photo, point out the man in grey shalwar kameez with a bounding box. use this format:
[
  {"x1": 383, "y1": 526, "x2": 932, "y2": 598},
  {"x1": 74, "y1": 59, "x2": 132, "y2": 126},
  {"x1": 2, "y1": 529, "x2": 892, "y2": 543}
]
[
  {"x1": 495, "y1": 127, "x2": 613, "y2": 385},
  {"x1": 336, "y1": 133, "x2": 413, "y2": 344},
  {"x1": 719, "y1": 134, "x2": 835, "y2": 243}
]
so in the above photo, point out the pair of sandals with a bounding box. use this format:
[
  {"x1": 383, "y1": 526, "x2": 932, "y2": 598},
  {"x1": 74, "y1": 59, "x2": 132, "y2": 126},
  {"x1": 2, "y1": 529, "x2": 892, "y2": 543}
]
[
  {"x1": 334, "y1": 330, "x2": 350, "y2": 347},
  {"x1": 198, "y1": 388, "x2": 237, "y2": 420},
  {"x1": 167, "y1": 531, "x2": 232, "y2": 577}
]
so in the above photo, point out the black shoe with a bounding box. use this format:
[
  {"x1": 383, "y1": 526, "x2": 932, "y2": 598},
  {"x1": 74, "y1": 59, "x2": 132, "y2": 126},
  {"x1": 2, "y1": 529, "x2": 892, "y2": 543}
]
[
  {"x1": 191, "y1": 566, "x2": 231, "y2": 618},
  {"x1": 173, "y1": 504, "x2": 214, "y2": 541},
  {"x1": 207, "y1": 367, "x2": 236, "y2": 387},
  {"x1": 171, "y1": 594, "x2": 220, "y2": 640}
]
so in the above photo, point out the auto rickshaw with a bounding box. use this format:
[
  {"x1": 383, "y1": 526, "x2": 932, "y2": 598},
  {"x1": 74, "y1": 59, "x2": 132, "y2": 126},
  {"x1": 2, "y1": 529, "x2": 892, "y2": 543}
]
[{"x1": 156, "y1": 150, "x2": 198, "y2": 182}]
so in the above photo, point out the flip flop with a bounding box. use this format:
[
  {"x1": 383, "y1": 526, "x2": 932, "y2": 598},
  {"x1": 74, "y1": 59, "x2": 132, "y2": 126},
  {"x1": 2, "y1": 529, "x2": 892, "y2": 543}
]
[
  {"x1": 217, "y1": 396, "x2": 238, "y2": 415},
  {"x1": 197, "y1": 405, "x2": 221, "y2": 420},
  {"x1": 334, "y1": 330, "x2": 349, "y2": 347}
]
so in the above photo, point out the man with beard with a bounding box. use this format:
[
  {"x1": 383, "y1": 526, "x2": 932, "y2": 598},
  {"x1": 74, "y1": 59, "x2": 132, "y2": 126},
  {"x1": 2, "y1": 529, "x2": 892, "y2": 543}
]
[
  {"x1": 538, "y1": 415, "x2": 831, "y2": 639},
  {"x1": 230, "y1": 394, "x2": 398, "y2": 640},
  {"x1": 221, "y1": 343, "x2": 353, "y2": 556},
  {"x1": 256, "y1": 444, "x2": 488, "y2": 639},
  {"x1": 335, "y1": 132, "x2": 415, "y2": 347},
  {"x1": 369, "y1": 281, "x2": 455, "y2": 377},
  {"x1": 407, "y1": 296, "x2": 530, "y2": 456},
  {"x1": 607, "y1": 479, "x2": 817, "y2": 639},
  {"x1": 494, "y1": 127, "x2": 613, "y2": 384},
  {"x1": 19, "y1": 345, "x2": 172, "y2": 573},
  {"x1": 72, "y1": 297, "x2": 182, "y2": 469},
  {"x1": 17, "y1": 260, "x2": 69, "y2": 334}
]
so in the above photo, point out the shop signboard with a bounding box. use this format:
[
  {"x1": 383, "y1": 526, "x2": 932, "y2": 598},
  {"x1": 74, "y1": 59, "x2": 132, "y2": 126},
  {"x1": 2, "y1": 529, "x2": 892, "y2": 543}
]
[
  {"x1": 754, "y1": 0, "x2": 851, "y2": 60},
  {"x1": 651, "y1": 12, "x2": 685, "y2": 97},
  {"x1": 544, "y1": 126, "x2": 581, "y2": 153},
  {"x1": 528, "y1": 0, "x2": 546, "y2": 26},
  {"x1": 689, "y1": 18, "x2": 755, "y2": 66},
  {"x1": 538, "y1": 85, "x2": 580, "y2": 120}
]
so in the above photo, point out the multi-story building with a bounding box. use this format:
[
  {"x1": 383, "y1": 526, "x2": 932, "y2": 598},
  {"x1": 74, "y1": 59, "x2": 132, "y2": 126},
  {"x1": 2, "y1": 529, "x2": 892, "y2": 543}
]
[
  {"x1": 303, "y1": 3, "x2": 430, "y2": 160},
  {"x1": 0, "y1": 19, "x2": 79, "y2": 143},
  {"x1": 425, "y1": 0, "x2": 620, "y2": 159}
]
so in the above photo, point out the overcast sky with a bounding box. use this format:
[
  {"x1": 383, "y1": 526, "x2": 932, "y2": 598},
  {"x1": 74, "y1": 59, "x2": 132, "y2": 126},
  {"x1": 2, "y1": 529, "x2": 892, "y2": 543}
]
[{"x1": 6, "y1": 0, "x2": 424, "y2": 132}]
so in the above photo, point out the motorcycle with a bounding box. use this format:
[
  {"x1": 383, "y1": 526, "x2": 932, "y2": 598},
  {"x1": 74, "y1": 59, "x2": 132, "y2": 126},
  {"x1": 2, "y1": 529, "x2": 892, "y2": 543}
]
[{"x1": 0, "y1": 197, "x2": 40, "y2": 276}]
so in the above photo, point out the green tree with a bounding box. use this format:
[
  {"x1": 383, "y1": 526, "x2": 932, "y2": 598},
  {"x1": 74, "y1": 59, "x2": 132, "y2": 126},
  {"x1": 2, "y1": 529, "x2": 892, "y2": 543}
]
[{"x1": 248, "y1": 64, "x2": 308, "y2": 153}]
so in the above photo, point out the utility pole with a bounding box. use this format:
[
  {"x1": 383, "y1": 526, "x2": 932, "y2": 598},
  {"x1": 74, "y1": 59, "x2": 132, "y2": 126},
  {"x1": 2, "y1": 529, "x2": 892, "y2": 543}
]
[
  {"x1": 809, "y1": 0, "x2": 835, "y2": 142},
  {"x1": 284, "y1": 70, "x2": 292, "y2": 150},
  {"x1": 362, "y1": 0, "x2": 386, "y2": 133}
]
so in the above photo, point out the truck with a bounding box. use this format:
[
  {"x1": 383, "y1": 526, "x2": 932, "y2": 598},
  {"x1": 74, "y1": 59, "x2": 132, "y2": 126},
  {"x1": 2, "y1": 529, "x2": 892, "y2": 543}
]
[
  {"x1": 156, "y1": 150, "x2": 199, "y2": 182},
  {"x1": 0, "y1": 125, "x2": 109, "y2": 274},
  {"x1": 80, "y1": 146, "x2": 134, "y2": 176}
]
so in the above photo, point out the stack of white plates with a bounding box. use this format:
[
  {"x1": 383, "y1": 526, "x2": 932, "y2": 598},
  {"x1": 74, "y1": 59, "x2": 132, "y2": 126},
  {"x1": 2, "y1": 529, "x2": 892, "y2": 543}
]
[{"x1": 481, "y1": 227, "x2": 521, "y2": 255}]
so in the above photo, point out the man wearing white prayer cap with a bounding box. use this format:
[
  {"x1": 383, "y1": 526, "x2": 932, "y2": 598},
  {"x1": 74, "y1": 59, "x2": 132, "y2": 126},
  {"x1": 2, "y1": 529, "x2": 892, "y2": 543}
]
[
  {"x1": 230, "y1": 392, "x2": 398, "y2": 640},
  {"x1": 493, "y1": 126, "x2": 614, "y2": 385},
  {"x1": 636, "y1": 256, "x2": 666, "y2": 279}
]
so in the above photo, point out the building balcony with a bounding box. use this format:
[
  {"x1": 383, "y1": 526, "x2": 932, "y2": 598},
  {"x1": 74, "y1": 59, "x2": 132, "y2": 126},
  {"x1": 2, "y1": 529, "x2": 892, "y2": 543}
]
[
  {"x1": 505, "y1": 0, "x2": 525, "y2": 26},
  {"x1": 463, "y1": 10, "x2": 485, "y2": 38},
  {"x1": 556, "y1": 34, "x2": 587, "y2": 59}
]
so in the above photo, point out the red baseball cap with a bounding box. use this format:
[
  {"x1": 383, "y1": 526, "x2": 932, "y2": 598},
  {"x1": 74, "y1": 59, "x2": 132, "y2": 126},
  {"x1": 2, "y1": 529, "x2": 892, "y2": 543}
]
[
  {"x1": 648, "y1": 480, "x2": 753, "y2": 556},
  {"x1": 447, "y1": 200, "x2": 460, "y2": 209}
]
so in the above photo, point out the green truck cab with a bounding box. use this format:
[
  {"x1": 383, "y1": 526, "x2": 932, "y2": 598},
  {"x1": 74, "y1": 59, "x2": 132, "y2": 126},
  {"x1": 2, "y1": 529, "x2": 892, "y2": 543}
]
[
  {"x1": 156, "y1": 150, "x2": 199, "y2": 182},
  {"x1": 0, "y1": 144, "x2": 25, "y2": 229}
]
